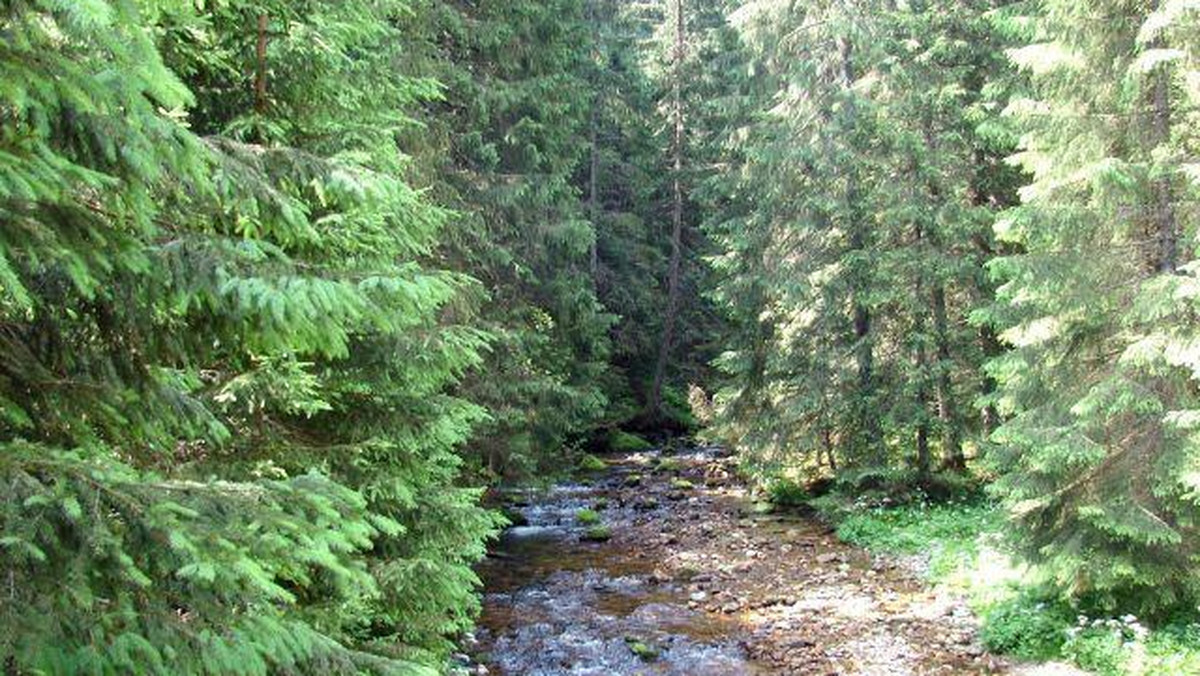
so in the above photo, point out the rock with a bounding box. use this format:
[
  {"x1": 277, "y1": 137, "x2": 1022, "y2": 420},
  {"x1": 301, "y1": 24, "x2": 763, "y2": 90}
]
[
  {"x1": 581, "y1": 525, "x2": 612, "y2": 542},
  {"x1": 816, "y1": 553, "x2": 840, "y2": 565},
  {"x1": 577, "y1": 454, "x2": 608, "y2": 472},
  {"x1": 690, "y1": 591, "x2": 709, "y2": 602},
  {"x1": 751, "y1": 501, "x2": 776, "y2": 515},
  {"x1": 575, "y1": 508, "x2": 602, "y2": 526},
  {"x1": 624, "y1": 638, "x2": 659, "y2": 662}
]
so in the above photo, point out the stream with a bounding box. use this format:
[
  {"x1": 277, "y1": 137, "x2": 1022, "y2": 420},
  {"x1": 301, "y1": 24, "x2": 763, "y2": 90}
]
[
  {"x1": 470, "y1": 448, "x2": 763, "y2": 675},
  {"x1": 463, "y1": 446, "x2": 1012, "y2": 675}
]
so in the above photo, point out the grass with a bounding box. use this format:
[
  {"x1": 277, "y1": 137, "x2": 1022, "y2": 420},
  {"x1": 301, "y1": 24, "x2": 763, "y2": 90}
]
[{"x1": 811, "y1": 495, "x2": 1200, "y2": 676}]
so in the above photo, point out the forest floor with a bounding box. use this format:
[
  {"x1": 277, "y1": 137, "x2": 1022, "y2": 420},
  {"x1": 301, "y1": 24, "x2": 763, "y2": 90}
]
[{"x1": 470, "y1": 447, "x2": 1084, "y2": 675}]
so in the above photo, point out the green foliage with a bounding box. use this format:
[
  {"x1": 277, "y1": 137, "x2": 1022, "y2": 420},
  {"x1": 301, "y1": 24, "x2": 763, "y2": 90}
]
[
  {"x1": 819, "y1": 495, "x2": 1200, "y2": 675},
  {"x1": 397, "y1": 0, "x2": 619, "y2": 478},
  {"x1": 832, "y1": 501, "x2": 997, "y2": 576},
  {"x1": 0, "y1": 0, "x2": 497, "y2": 671},
  {"x1": 984, "y1": 0, "x2": 1200, "y2": 615},
  {"x1": 703, "y1": 0, "x2": 1015, "y2": 481},
  {"x1": 764, "y1": 479, "x2": 810, "y2": 508},
  {"x1": 980, "y1": 595, "x2": 1072, "y2": 660}
]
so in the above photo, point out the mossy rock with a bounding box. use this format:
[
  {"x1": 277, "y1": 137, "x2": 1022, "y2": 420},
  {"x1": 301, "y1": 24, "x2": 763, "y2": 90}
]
[
  {"x1": 576, "y1": 508, "x2": 602, "y2": 526},
  {"x1": 670, "y1": 478, "x2": 695, "y2": 490},
  {"x1": 578, "y1": 454, "x2": 608, "y2": 472},
  {"x1": 623, "y1": 473, "x2": 643, "y2": 486},
  {"x1": 608, "y1": 430, "x2": 654, "y2": 453},
  {"x1": 751, "y1": 500, "x2": 776, "y2": 515},
  {"x1": 592, "y1": 497, "x2": 610, "y2": 511},
  {"x1": 582, "y1": 525, "x2": 612, "y2": 542},
  {"x1": 624, "y1": 637, "x2": 659, "y2": 662},
  {"x1": 654, "y1": 457, "x2": 684, "y2": 473},
  {"x1": 633, "y1": 497, "x2": 659, "y2": 511}
]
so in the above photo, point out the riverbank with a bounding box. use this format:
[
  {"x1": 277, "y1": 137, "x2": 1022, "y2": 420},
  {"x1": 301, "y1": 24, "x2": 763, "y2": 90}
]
[{"x1": 810, "y1": 495, "x2": 1200, "y2": 676}]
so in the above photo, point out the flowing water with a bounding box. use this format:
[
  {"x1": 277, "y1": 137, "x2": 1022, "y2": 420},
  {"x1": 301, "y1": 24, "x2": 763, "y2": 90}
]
[{"x1": 471, "y1": 452, "x2": 763, "y2": 675}]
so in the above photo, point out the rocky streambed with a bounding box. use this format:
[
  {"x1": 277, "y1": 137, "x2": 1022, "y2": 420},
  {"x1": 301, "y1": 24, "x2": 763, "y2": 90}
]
[{"x1": 464, "y1": 445, "x2": 1023, "y2": 675}]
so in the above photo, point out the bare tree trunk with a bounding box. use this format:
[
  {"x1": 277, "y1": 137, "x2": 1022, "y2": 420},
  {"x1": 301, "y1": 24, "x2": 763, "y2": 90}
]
[
  {"x1": 589, "y1": 110, "x2": 600, "y2": 279},
  {"x1": 932, "y1": 285, "x2": 964, "y2": 470},
  {"x1": 1149, "y1": 28, "x2": 1177, "y2": 273},
  {"x1": 913, "y1": 223, "x2": 932, "y2": 479},
  {"x1": 255, "y1": 14, "x2": 269, "y2": 113},
  {"x1": 823, "y1": 425, "x2": 837, "y2": 472},
  {"x1": 588, "y1": 0, "x2": 601, "y2": 280},
  {"x1": 649, "y1": 0, "x2": 686, "y2": 417}
]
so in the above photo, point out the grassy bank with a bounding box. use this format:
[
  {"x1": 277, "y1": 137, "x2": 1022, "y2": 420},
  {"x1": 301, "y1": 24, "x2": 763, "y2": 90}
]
[{"x1": 804, "y1": 491, "x2": 1200, "y2": 676}]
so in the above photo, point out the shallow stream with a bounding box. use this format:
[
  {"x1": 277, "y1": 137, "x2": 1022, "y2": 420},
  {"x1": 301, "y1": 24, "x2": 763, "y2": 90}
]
[{"x1": 472, "y1": 451, "x2": 763, "y2": 675}]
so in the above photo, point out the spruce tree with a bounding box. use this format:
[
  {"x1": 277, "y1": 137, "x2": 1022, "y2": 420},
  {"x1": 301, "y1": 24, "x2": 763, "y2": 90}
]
[
  {"x1": 0, "y1": 1, "x2": 496, "y2": 671},
  {"x1": 986, "y1": 0, "x2": 1200, "y2": 614}
]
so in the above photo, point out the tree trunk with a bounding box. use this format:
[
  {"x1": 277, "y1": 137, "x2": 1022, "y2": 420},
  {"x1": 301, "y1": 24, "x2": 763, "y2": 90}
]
[
  {"x1": 913, "y1": 221, "x2": 933, "y2": 478},
  {"x1": 1149, "y1": 30, "x2": 1178, "y2": 273},
  {"x1": 649, "y1": 0, "x2": 686, "y2": 417},
  {"x1": 255, "y1": 14, "x2": 269, "y2": 113},
  {"x1": 932, "y1": 285, "x2": 964, "y2": 470},
  {"x1": 589, "y1": 115, "x2": 600, "y2": 279},
  {"x1": 588, "y1": 0, "x2": 601, "y2": 280},
  {"x1": 823, "y1": 425, "x2": 838, "y2": 472},
  {"x1": 978, "y1": 322, "x2": 1002, "y2": 435}
]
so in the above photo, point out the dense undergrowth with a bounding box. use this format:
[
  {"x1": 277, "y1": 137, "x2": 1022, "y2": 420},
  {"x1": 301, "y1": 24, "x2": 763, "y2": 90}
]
[{"x1": 786, "y1": 480, "x2": 1200, "y2": 676}]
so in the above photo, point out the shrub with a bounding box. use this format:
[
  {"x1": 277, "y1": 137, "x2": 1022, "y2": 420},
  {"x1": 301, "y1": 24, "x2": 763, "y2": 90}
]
[
  {"x1": 980, "y1": 595, "x2": 1072, "y2": 660},
  {"x1": 766, "y1": 479, "x2": 809, "y2": 507}
]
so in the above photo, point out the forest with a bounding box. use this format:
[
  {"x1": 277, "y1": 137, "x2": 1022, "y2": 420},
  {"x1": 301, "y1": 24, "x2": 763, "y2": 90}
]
[{"x1": 1, "y1": 0, "x2": 1199, "y2": 674}]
